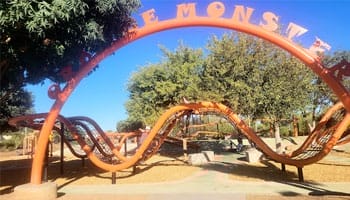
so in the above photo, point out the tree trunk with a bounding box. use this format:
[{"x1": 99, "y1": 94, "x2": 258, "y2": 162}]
[
  {"x1": 308, "y1": 106, "x2": 317, "y2": 133},
  {"x1": 308, "y1": 121, "x2": 316, "y2": 133},
  {"x1": 293, "y1": 115, "x2": 299, "y2": 137},
  {"x1": 274, "y1": 121, "x2": 283, "y2": 154},
  {"x1": 269, "y1": 123, "x2": 274, "y2": 138}
]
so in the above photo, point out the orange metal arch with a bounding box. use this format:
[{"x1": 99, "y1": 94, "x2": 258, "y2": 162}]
[{"x1": 30, "y1": 16, "x2": 350, "y2": 184}]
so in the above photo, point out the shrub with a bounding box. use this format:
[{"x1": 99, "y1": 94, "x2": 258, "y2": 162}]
[{"x1": 0, "y1": 133, "x2": 25, "y2": 151}]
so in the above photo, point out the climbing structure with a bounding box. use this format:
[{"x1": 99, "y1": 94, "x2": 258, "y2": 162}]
[
  {"x1": 9, "y1": 2, "x2": 350, "y2": 186},
  {"x1": 10, "y1": 101, "x2": 350, "y2": 178},
  {"x1": 9, "y1": 114, "x2": 142, "y2": 163}
]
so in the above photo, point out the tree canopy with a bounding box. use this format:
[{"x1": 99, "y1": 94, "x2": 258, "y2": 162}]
[
  {"x1": 201, "y1": 33, "x2": 316, "y2": 122},
  {"x1": 125, "y1": 43, "x2": 204, "y2": 125},
  {"x1": 121, "y1": 32, "x2": 341, "y2": 134},
  {"x1": 0, "y1": 0, "x2": 141, "y2": 131},
  {"x1": 0, "y1": 89, "x2": 33, "y2": 133},
  {"x1": 1, "y1": 0, "x2": 140, "y2": 85}
]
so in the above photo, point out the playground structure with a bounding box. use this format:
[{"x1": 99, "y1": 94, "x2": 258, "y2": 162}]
[
  {"x1": 10, "y1": 100, "x2": 350, "y2": 182},
  {"x1": 6, "y1": 2, "x2": 350, "y2": 199},
  {"x1": 21, "y1": 131, "x2": 55, "y2": 159},
  {"x1": 21, "y1": 131, "x2": 38, "y2": 158},
  {"x1": 9, "y1": 114, "x2": 143, "y2": 160}
]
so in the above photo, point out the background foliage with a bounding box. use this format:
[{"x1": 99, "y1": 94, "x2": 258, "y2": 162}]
[
  {"x1": 0, "y1": 0, "x2": 141, "y2": 132},
  {"x1": 119, "y1": 32, "x2": 349, "y2": 139}
]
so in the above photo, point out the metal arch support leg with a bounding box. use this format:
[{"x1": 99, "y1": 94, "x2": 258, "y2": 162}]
[
  {"x1": 133, "y1": 165, "x2": 137, "y2": 174},
  {"x1": 81, "y1": 158, "x2": 85, "y2": 167},
  {"x1": 297, "y1": 167, "x2": 304, "y2": 182},
  {"x1": 281, "y1": 163, "x2": 286, "y2": 172},
  {"x1": 112, "y1": 172, "x2": 116, "y2": 184}
]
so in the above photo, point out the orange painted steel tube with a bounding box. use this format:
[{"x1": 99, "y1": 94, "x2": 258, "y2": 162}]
[
  {"x1": 9, "y1": 114, "x2": 88, "y2": 159},
  {"x1": 30, "y1": 17, "x2": 350, "y2": 184}
]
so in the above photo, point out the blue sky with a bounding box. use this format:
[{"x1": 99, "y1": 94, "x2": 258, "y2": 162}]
[{"x1": 26, "y1": 0, "x2": 350, "y2": 131}]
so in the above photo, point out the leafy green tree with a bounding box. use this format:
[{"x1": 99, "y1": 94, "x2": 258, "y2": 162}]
[
  {"x1": 125, "y1": 43, "x2": 204, "y2": 125},
  {"x1": 201, "y1": 33, "x2": 266, "y2": 117},
  {"x1": 1, "y1": 0, "x2": 140, "y2": 84},
  {"x1": 0, "y1": 88, "x2": 33, "y2": 135},
  {"x1": 202, "y1": 33, "x2": 315, "y2": 119},
  {"x1": 124, "y1": 32, "x2": 344, "y2": 155},
  {"x1": 0, "y1": 0, "x2": 140, "y2": 130},
  {"x1": 322, "y1": 51, "x2": 350, "y2": 102},
  {"x1": 202, "y1": 33, "x2": 315, "y2": 153},
  {"x1": 116, "y1": 119, "x2": 143, "y2": 132},
  {"x1": 303, "y1": 51, "x2": 350, "y2": 132}
]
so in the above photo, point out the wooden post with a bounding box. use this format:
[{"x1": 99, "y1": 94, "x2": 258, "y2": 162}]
[
  {"x1": 60, "y1": 123, "x2": 65, "y2": 175},
  {"x1": 49, "y1": 141, "x2": 53, "y2": 157},
  {"x1": 43, "y1": 142, "x2": 49, "y2": 182},
  {"x1": 23, "y1": 136, "x2": 26, "y2": 156},
  {"x1": 124, "y1": 140, "x2": 127, "y2": 156}
]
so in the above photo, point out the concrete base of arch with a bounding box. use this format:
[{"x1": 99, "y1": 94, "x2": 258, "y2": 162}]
[{"x1": 13, "y1": 182, "x2": 57, "y2": 200}]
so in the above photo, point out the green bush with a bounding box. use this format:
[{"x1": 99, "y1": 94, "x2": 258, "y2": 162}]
[
  {"x1": 0, "y1": 133, "x2": 25, "y2": 151},
  {"x1": 280, "y1": 125, "x2": 291, "y2": 137},
  {"x1": 298, "y1": 118, "x2": 310, "y2": 135}
]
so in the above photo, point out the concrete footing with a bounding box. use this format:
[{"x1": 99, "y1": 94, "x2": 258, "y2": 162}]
[
  {"x1": 13, "y1": 182, "x2": 57, "y2": 200},
  {"x1": 188, "y1": 151, "x2": 215, "y2": 165},
  {"x1": 245, "y1": 148, "x2": 263, "y2": 163},
  {"x1": 202, "y1": 150, "x2": 215, "y2": 161}
]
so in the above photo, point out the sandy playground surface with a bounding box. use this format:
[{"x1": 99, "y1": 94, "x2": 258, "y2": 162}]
[{"x1": 1, "y1": 137, "x2": 350, "y2": 197}]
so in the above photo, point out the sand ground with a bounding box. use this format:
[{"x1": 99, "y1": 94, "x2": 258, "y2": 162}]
[{"x1": 1, "y1": 137, "x2": 350, "y2": 199}]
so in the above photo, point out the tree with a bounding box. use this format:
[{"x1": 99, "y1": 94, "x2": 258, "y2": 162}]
[
  {"x1": 303, "y1": 51, "x2": 350, "y2": 132},
  {"x1": 116, "y1": 119, "x2": 143, "y2": 132},
  {"x1": 202, "y1": 33, "x2": 315, "y2": 153},
  {"x1": 0, "y1": 0, "x2": 140, "y2": 129},
  {"x1": 125, "y1": 43, "x2": 204, "y2": 125},
  {"x1": 322, "y1": 51, "x2": 350, "y2": 103},
  {"x1": 1, "y1": 0, "x2": 140, "y2": 84},
  {"x1": 124, "y1": 32, "x2": 323, "y2": 154},
  {"x1": 201, "y1": 33, "x2": 266, "y2": 116},
  {"x1": 202, "y1": 33, "x2": 315, "y2": 118},
  {"x1": 0, "y1": 88, "x2": 33, "y2": 135}
]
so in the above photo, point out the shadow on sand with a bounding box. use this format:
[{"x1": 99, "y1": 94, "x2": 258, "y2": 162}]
[
  {"x1": 1, "y1": 145, "x2": 350, "y2": 198},
  {"x1": 199, "y1": 152, "x2": 350, "y2": 197}
]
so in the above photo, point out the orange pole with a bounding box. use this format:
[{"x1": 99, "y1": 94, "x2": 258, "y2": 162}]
[{"x1": 30, "y1": 16, "x2": 350, "y2": 184}]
